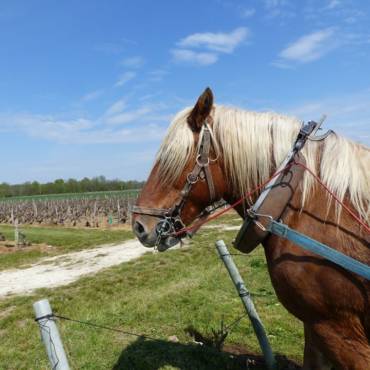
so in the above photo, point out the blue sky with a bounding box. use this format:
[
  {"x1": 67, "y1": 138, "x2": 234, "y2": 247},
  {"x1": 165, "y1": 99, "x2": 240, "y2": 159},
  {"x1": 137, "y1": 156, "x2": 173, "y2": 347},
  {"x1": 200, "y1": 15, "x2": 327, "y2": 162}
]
[{"x1": 0, "y1": 0, "x2": 369, "y2": 184}]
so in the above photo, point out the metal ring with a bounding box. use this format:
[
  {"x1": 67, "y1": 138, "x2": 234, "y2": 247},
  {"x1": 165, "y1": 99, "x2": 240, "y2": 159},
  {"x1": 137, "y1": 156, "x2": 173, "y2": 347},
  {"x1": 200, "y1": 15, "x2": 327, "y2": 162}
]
[
  {"x1": 209, "y1": 153, "x2": 219, "y2": 163},
  {"x1": 156, "y1": 218, "x2": 173, "y2": 236},
  {"x1": 187, "y1": 173, "x2": 198, "y2": 184},
  {"x1": 196, "y1": 154, "x2": 209, "y2": 167}
]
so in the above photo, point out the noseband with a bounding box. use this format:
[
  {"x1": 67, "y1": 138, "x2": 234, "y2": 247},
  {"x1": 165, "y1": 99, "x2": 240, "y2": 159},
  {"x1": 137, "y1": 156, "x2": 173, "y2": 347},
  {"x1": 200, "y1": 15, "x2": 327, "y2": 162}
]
[{"x1": 132, "y1": 122, "x2": 217, "y2": 239}]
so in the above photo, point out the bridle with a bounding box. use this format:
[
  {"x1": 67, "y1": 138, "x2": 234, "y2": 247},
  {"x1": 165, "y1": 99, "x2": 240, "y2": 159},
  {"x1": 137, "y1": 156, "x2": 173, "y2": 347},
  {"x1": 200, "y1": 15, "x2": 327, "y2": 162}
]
[{"x1": 131, "y1": 121, "x2": 218, "y2": 240}]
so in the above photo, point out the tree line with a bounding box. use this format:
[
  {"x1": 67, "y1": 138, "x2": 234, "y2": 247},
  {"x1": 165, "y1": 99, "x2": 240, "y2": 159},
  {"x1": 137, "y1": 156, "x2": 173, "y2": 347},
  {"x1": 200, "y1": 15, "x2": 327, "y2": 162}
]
[{"x1": 0, "y1": 176, "x2": 145, "y2": 198}]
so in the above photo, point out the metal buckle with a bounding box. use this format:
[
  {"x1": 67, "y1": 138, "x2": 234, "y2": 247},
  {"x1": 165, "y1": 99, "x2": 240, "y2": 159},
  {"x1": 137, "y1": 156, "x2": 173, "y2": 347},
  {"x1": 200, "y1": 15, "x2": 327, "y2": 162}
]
[{"x1": 247, "y1": 210, "x2": 274, "y2": 232}]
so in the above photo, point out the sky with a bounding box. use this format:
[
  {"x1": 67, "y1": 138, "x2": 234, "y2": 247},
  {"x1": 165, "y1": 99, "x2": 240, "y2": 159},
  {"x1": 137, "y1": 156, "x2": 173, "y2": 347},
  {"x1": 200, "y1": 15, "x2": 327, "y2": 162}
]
[{"x1": 0, "y1": 0, "x2": 369, "y2": 184}]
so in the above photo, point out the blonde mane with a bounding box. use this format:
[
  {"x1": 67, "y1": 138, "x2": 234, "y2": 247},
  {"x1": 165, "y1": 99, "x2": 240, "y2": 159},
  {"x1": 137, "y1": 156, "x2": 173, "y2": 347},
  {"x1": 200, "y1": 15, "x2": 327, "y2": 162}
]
[{"x1": 157, "y1": 105, "x2": 370, "y2": 222}]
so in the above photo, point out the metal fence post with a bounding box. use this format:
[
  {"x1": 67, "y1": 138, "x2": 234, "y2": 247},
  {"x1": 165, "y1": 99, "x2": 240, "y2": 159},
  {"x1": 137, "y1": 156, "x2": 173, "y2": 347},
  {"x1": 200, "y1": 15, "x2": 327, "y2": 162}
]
[
  {"x1": 215, "y1": 240, "x2": 276, "y2": 370},
  {"x1": 33, "y1": 299, "x2": 70, "y2": 370}
]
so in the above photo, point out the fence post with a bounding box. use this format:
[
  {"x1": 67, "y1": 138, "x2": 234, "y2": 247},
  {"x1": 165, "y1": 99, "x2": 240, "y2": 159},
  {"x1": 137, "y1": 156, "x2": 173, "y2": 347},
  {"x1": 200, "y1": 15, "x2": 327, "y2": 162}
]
[
  {"x1": 215, "y1": 240, "x2": 276, "y2": 370},
  {"x1": 33, "y1": 299, "x2": 70, "y2": 370},
  {"x1": 14, "y1": 219, "x2": 19, "y2": 247}
]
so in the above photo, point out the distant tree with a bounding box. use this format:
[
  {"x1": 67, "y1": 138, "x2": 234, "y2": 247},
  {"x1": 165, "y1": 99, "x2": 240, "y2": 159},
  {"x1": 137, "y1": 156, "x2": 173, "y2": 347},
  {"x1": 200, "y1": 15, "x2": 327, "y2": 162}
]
[
  {"x1": 30, "y1": 181, "x2": 41, "y2": 195},
  {"x1": 0, "y1": 183, "x2": 11, "y2": 197},
  {"x1": 0, "y1": 176, "x2": 145, "y2": 198},
  {"x1": 66, "y1": 178, "x2": 79, "y2": 193},
  {"x1": 54, "y1": 179, "x2": 65, "y2": 193}
]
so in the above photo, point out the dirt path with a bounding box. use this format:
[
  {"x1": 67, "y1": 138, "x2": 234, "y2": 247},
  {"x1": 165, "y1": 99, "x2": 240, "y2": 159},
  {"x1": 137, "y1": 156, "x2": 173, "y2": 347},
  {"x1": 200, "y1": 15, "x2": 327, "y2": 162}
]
[
  {"x1": 0, "y1": 222, "x2": 240, "y2": 298},
  {"x1": 0, "y1": 240, "x2": 149, "y2": 298},
  {"x1": 203, "y1": 224, "x2": 241, "y2": 231}
]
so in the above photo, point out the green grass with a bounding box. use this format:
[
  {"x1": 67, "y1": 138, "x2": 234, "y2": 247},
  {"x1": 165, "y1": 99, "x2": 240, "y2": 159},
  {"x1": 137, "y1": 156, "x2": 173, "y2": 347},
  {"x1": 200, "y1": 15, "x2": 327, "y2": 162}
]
[
  {"x1": 0, "y1": 225, "x2": 132, "y2": 270},
  {"x1": 0, "y1": 220, "x2": 303, "y2": 370}
]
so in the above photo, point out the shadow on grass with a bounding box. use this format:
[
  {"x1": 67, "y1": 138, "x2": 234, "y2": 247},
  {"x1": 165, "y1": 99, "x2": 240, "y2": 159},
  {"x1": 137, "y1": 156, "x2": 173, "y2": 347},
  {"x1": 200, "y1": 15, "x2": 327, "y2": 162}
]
[{"x1": 112, "y1": 337, "x2": 301, "y2": 370}]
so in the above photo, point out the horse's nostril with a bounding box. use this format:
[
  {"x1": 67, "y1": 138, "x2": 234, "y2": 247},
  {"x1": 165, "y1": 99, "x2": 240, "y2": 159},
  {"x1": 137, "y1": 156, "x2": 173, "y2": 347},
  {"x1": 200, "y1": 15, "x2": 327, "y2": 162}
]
[{"x1": 134, "y1": 220, "x2": 146, "y2": 237}]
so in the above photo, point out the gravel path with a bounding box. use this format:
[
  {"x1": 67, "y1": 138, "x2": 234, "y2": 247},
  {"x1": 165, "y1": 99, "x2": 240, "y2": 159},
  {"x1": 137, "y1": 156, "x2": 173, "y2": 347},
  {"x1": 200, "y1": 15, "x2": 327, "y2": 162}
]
[
  {"x1": 0, "y1": 240, "x2": 149, "y2": 298},
  {"x1": 0, "y1": 222, "x2": 239, "y2": 298},
  {"x1": 203, "y1": 224, "x2": 241, "y2": 231}
]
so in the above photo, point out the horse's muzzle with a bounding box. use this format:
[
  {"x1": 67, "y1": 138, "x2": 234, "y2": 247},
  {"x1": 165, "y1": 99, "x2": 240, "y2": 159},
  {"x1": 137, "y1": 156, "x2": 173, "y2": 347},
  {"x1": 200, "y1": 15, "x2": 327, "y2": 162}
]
[{"x1": 132, "y1": 219, "x2": 181, "y2": 251}]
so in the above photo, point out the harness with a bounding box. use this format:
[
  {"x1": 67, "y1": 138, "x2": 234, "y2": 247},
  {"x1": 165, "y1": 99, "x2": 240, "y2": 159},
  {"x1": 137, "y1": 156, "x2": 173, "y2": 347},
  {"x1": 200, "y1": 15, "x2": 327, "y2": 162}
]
[
  {"x1": 131, "y1": 122, "x2": 218, "y2": 239},
  {"x1": 132, "y1": 115, "x2": 332, "y2": 245},
  {"x1": 234, "y1": 118, "x2": 332, "y2": 253}
]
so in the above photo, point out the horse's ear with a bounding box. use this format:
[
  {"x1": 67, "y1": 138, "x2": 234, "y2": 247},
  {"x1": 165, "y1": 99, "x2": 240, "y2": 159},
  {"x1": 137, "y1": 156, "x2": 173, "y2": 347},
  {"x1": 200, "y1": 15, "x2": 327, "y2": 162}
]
[{"x1": 187, "y1": 87, "x2": 214, "y2": 132}]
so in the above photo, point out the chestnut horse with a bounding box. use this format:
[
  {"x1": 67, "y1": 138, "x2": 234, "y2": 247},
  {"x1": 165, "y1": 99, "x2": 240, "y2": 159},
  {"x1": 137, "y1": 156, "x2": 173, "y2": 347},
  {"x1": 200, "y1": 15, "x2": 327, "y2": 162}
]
[{"x1": 132, "y1": 88, "x2": 370, "y2": 369}]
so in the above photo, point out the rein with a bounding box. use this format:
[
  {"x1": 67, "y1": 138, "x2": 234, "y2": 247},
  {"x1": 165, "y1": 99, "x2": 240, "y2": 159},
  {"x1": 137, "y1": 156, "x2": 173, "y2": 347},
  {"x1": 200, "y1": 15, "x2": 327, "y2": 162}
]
[{"x1": 131, "y1": 122, "x2": 218, "y2": 239}]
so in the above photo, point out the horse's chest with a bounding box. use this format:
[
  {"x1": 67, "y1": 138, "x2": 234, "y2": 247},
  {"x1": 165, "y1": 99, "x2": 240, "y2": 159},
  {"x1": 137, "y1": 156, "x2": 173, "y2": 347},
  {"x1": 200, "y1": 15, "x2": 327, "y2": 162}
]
[
  {"x1": 263, "y1": 234, "x2": 368, "y2": 323},
  {"x1": 262, "y1": 236, "x2": 320, "y2": 320}
]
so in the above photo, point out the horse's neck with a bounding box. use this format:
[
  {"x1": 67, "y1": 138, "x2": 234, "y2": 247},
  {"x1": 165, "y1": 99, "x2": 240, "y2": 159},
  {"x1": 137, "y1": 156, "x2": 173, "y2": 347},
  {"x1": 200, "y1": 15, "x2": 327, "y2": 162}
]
[
  {"x1": 222, "y1": 160, "x2": 280, "y2": 215},
  {"x1": 264, "y1": 185, "x2": 370, "y2": 262}
]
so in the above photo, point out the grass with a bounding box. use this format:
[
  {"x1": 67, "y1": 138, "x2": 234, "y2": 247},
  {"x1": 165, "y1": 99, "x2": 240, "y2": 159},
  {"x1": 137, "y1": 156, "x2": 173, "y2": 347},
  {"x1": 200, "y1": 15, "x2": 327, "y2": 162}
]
[
  {"x1": 0, "y1": 225, "x2": 132, "y2": 270},
  {"x1": 0, "y1": 217, "x2": 304, "y2": 370}
]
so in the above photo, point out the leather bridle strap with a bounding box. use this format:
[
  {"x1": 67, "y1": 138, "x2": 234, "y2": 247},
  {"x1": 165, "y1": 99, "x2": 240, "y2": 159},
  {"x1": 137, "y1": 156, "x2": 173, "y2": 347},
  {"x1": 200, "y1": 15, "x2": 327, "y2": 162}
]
[
  {"x1": 180, "y1": 124, "x2": 216, "y2": 202},
  {"x1": 131, "y1": 122, "x2": 217, "y2": 221},
  {"x1": 130, "y1": 206, "x2": 169, "y2": 217}
]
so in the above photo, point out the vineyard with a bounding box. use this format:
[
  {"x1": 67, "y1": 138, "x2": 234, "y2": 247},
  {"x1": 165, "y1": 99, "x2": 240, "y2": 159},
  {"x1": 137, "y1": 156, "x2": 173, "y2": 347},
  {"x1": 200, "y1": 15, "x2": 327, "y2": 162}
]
[{"x1": 0, "y1": 189, "x2": 140, "y2": 227}]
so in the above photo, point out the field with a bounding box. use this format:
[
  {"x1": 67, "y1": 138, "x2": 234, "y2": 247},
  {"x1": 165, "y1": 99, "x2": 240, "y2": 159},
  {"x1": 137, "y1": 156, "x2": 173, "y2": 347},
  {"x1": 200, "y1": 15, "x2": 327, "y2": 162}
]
[
  {"x1": 0, "y1": 190, "x2": 140, "y2": 228},
  {"x1": 0, "y1": 214, "x2": 304, "y2": 370}
]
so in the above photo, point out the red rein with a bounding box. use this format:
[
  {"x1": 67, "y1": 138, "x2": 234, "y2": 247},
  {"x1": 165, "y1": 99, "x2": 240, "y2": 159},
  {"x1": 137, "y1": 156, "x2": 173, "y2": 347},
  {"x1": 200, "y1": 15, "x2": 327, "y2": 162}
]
[
  {"x1": 294, "y1": 161, "x2": 370, "y2": 234},
  {"x1": 173, "y1": 161, "x2": 370, "y2": 237}
]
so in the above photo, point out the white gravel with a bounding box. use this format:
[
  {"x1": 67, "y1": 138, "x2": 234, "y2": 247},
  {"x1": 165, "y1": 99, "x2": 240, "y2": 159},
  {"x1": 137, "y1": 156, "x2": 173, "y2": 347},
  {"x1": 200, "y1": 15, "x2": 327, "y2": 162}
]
[
  {"x1": 203, "y1": 224, "x2": 241, "y2": 231},
  {"x1": 0, "y1": 240, "x2": 149, "y2": 298},
  {"x1": 0, "y1": 222, "x2": 238, "y2": 298}
]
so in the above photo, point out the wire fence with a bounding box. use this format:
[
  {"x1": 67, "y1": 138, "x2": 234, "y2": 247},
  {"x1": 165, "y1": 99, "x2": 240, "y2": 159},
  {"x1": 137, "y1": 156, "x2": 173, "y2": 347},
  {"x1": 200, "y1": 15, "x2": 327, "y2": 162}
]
[{"x1": 36, "y1": 308, "x2": 248, "y2": 370}]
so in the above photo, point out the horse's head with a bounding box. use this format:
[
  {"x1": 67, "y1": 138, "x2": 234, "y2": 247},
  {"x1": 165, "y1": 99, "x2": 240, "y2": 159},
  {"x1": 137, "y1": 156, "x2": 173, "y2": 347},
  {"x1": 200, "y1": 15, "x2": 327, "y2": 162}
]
[{"x1": 132, "y1": 88, "x2": 228, "y2": 251}]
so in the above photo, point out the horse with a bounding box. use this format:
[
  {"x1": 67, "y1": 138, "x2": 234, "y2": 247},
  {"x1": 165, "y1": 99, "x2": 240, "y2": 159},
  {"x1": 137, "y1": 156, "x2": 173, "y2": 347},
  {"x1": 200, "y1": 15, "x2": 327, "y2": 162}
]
[{"x1": 132, "y1": 88, "x2": 370, "y2": 369}]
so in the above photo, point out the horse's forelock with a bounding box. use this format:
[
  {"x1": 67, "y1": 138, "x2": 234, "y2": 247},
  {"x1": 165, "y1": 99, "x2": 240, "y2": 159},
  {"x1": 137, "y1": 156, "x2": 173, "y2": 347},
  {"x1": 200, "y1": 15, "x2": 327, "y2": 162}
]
[{"x1": 155, "y1": 107, "x2": 195, "y2": 185}]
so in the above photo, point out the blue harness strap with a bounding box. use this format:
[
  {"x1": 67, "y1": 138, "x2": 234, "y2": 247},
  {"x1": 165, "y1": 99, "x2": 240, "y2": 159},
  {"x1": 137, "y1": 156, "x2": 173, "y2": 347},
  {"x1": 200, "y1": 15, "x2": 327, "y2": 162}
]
[{"x1": 267, "y1": 220, "x2": 370, "y2": 281}]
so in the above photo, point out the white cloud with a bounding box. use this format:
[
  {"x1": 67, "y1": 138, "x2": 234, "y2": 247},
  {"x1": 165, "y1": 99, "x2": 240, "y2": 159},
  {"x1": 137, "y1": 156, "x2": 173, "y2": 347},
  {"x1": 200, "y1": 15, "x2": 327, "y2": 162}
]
[
  {"x1": 240, "y1": 8, "x2": 256, "y2": 18},
  {"x1": 105, "y1": 98, "x2": 127, "y2": 116},
  {"x1": 264, "y1": 0, "x2": 286, "y2": 9},
  {"x1": 12, "y1": 149, "x2": 156, "y2": 183},
  {"x1": 115, "y1": 71, "x2": 136, "y2": 87},
  {"x1": 177, "y1": 27, "x2": 248, "y2": 54},
  {"x1": 105, "y1": 106, "x2": 153, "y2": 125},
  {"x1": 278, "y1": 28, "x2": 337, "y2": 63},
  {"x1": 285, "y1": 90, "x2": 370, "y2": 145},
  {"x1": 270, "y1": 60, "x2": 295, "y2": 69},
  {"x1": 326, "y1": 0, "x2": 341, "y2": 10},
  {"x1": 263, "y1": 0, "x2": 295, "y2": 19},
  {"x1": 81, "y1": 89, "x2": 104, "y2": 102},
  {"x1": 121, "y1": 56, "x2": 144, "y2": 68},
  {"x1": 304, "y1": 1, "x2": 364, "y2": 23},
  {"x1": 148, "y1": 69, "x2": 168, "y2": 81},
  {"x1": 171, "y1": 49, "x2": 218, "y2": 66},
  {"x1": 0, "y1": 113, "x2": 93, "y2": 142},
  {"x1": 0, "y1": 112, "x2": 166, "y2": 144},
  {"x1": 139, "y1": 92, "x2": 162, "y2": 101},
  {"x1": 93, "y1": 38, "x2": 136, "y2": 54},
  {"x1": 173, "y1": 27, "x2": 249, "y2": 66}
]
